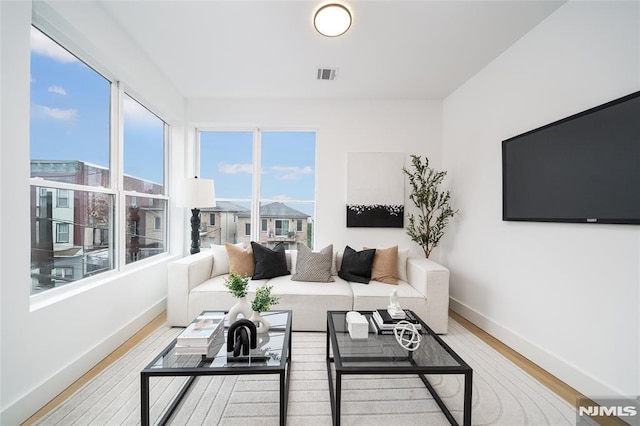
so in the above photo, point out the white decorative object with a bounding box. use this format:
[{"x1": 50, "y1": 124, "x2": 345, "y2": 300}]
[
  {"x1": 346, "y1": 311, "x2": 369, "y2": 339},
  {"x1": 228, "y1": 296, "x2": 253, "y2": 324},
  {"x1": 394, "y1": 320, "x2": 422, "y2": 351},
  {"x1": 250, "y1": 311, "x2": 270, "y2": 333},
  {"x1": 387, "y1": 288, "x2": 406, "y2": 320}
]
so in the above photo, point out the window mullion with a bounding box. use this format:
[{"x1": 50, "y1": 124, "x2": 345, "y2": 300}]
[
  {"x1": 112, "y1": 82, "x2": 125, "y2": 270},
  {"x1": 252, "y1": 129, "x2": 261, "y2": 242}
]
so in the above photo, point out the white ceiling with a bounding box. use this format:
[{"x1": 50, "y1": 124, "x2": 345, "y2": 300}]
[{"x1": 100, "y1": 0, "x2": 565, "y2": 100}]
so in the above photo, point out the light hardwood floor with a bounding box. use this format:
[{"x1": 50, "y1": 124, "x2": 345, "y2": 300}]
[{"x1": 23, "y1": 310, "x2": 584, "y2": 425}]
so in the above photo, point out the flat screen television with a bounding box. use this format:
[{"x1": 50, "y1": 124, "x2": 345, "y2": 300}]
[{"x1": 502, "y1": 90, "x2": 640, "y2": 225}]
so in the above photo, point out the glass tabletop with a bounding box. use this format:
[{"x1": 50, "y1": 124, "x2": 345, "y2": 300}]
[
  {"x1": 328, "y1": 311, "x2": 465, "y2": 369},
  {"x1": 147, "y1": 310, "x2": 291, "y2": 371}
]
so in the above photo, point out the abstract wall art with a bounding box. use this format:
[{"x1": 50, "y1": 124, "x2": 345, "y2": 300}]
[{"x1": 346, "y1": 152, "x2": 404, "y2": 228}]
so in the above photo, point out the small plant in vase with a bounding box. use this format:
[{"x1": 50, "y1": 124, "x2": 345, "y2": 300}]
[
  {"x1": 250, "y1": 284, "x2": 280, "y2": 333},
  {"x1": 224, "y1": 273, "x2": 252, "y2": 323}
]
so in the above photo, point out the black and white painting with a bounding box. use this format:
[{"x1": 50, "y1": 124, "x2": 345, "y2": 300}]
[{"x1": 346, "y1": 152, "x2": 404, "y2": 228}]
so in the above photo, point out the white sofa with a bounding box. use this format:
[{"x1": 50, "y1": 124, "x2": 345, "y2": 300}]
[{"x1": 167, "y1": 246, "x2": 450, "y2": 334}]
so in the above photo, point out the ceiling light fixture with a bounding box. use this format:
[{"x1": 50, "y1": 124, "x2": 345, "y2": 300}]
[{"x1": 314, "y1": 3, "x2": 352, "y2": 37}]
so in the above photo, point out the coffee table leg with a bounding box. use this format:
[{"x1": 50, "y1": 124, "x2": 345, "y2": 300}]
[
  {"x1": 463, "y1": 370, "x2": 473, "y2": 426},
  {"x1": 280, "y1": 371, "x2": 285, "y2": 426},
  {"x1": 335, "y1": 372, "x2": 342, "y2": 426},
  {"x1": 140, "y1": 372, "x2": 150, "y2": 426}
]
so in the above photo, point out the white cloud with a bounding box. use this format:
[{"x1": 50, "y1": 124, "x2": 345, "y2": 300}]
[
  {"x1": 41, "y1": 105, "x2": 77, "y2": 121},
  {"x1": 30, "y1": 27, "x2": 78, "y2": 64},
  {"x1": 273, "y1": 195, "x2": 293, "y2": 200},
  {"x1": 218, "y1": 163, "x2": 252, "y2": 174},
  {"x1": 271, "y1": 165, "x2": 313, "y2": 180},
  {"x1": 48, "y1": 85, "x2": 67, "y2": 95},
  {"x1": 123, "y1": 95, "x2": 162, "y2": 127}
]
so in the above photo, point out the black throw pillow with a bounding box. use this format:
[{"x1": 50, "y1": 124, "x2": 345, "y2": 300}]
[
  {"x1": 251, "y1": 241, "x2": 290, "y2": 280},
  {"x1": 338, "y1": 245, "x2": 376, "y2": 284}
]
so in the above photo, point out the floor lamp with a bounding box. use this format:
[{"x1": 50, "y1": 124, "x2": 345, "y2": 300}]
[{"x1": 178, "y1": 177, "x2": 216, "y2": 254}]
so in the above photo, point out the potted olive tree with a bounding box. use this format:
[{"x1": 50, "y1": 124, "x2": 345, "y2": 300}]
[
  {"x1": 250, "y1": 284, "x2": 280, "y2": 333},
  {"x1": 403, "y1": 154, "x2": 457, "y2": 258}
]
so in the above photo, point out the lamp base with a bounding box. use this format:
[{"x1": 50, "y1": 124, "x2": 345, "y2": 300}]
[{"x1": 190, "y1": 208, "x2": 201, "y2": 254}]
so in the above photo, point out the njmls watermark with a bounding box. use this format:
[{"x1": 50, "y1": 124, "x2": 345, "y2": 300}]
[{"x1": 577, "y1": 397, "x2": 639, "y2": 426}]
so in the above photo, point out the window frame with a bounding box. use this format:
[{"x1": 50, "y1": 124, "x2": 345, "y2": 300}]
[
  {"x1": 195, "y1": 127, "x2": 317, "y2": 247},
  {"x1": 28, "y1": 21, "x2": 171, "y2": 302},
  {"x1": 55, "y1": 222, "x2": 70, "y2": 243}
]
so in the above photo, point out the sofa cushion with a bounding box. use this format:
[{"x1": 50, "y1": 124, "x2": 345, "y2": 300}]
[
  {"x1": 367, "y1": 245, "x2": 399, "y2": 285},
  {"x1": 338, "y1": 245, "x2": 376, "y2": 284},
  {"x1": 292, "y1": 243, "x2": 334, "y2": 282},
  {"x1": 210, "y1": 244, "x2": 230, "y2": 278},
  {"x1": 225, "y1": 243, "x2": 254, "y2": 277},
  {"x1": 251, "y1": 242, "x2": 290, "y2": 280},
  {"x1": 267, "y1": 275, "x2": 353, "y2": 331}
]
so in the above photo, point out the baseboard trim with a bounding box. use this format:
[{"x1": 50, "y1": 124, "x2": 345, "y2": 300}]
[
  {"x1": 5, "y1": 299, "x2": 166, "y2": 426},
  {"x1": 449, "y1": 297, "x2": 625, "y2": 400}
]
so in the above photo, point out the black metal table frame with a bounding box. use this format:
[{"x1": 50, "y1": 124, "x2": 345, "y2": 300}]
[
  {"x1": 325, "y1": 310, "x2": 473, "y2": 426},
  {"x1": 141, "y1": 310, "x2": 292, "y2": 426}
]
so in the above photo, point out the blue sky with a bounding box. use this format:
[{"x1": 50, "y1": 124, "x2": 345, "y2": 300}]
[
  {"x1": 30, "y1": 26, "x2": 165, "y2": 185},
  {"x1": 199, "y1": 131, "x2": 316, "y2": 204}
]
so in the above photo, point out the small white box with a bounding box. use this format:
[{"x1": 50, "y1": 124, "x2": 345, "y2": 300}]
[{"x1": 346, "y1": 311, "x2": 369, "y2": 339}]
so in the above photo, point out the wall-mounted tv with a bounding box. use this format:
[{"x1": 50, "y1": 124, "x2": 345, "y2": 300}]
[{"x1": 502, "y1": 90, "x2": 640, "y2": 225}]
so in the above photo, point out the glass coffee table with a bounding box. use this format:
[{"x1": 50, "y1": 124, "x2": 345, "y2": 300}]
[
  {"x1": 326, "y1": 310, "x2": 472, "y2": 426},
  {"x1": 141, "y1": 310, "x2": 292, "y2": 426}
]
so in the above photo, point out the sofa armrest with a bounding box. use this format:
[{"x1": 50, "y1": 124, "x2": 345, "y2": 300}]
[
  {"x1": 167, "y1": 251, "x2": 215, "y2": 326},
  {"x1": 406, "y1": 257, "x2": 450, "y2": 334}
]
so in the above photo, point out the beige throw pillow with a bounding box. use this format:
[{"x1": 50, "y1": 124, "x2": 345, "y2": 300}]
[
  {"x1": 367, "y1": 245, "x2": 399, "y2": 285},
  {"x1": 225, "y1": 243, "x2": 254, "y2": 277}
]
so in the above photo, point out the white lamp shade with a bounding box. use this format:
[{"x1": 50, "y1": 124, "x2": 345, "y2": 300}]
[
  {"x1": 177, "y1": 178, "x2": 216, "y2": 208},
  {"x1": 314, "y1": 3, "x2": 352, "y2": 37}
]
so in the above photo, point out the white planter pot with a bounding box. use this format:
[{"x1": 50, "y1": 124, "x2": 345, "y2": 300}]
[
  {"x1": 250, "y1": 311, "x2": 270, "y2": 333},
  {"x1": 228, "y1": 296, "x2": 253, "y2": 324}
]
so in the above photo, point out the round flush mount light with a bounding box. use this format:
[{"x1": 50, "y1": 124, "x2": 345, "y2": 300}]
[{"x1": 314, "y1": 3, "x2": 352, "y2": 37}]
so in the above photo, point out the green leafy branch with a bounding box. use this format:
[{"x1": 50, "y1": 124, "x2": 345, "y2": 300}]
[{"x1": 403, "y1": 154, "x2": 457, "y2": 258}]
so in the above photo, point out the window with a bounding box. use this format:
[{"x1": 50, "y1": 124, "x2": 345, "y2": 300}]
[
  {"x1": 209, "y1": 214, "x2": 216, "y2": 226},
  {"x1": 123, "y1": 95, "x2": 167, "y2": 265},
  {"x1": 29, "y1": 26, "x2": 168, "y2": 295},
  {"x1": 57, "y1": 189, "x2": 69, "y2": 208},
  {"x1": 52, "y1": 267, "x2": 73, "y2": 279},
  {"x1": 199, "y1": 130, "x2": 316, "y2": 249},
  {"x1": 275, "y1": 219, "x2": 289, "y2": 236},
  {"x1": 56, "y1": 223, "x2": 69, "y2": 243},
  {"x1": 125, "y1": 196, "x2": 166, "y2": 265}
]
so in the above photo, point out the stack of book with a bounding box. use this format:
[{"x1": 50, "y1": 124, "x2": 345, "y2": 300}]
[
  {"x1": 175, "y1": 312, "x2": 225, "y2": 355},
  {"x1": 371, "y1": 309, "x2": 422, "y2": 335}
]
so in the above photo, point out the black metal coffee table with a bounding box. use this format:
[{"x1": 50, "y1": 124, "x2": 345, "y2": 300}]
[
  {"x1": 326, "y1": 310, "x2": 472, "y2": 426},
  {"x1": 141, "y1": 310, "x2": 292, "y2": 425}
]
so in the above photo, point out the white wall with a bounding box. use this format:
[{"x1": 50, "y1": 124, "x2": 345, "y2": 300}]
[
  {"x1": 187, "y1": 99, "x2": 442, "y2": 257},
  {"x1": 0, "y1": 2, "x2": 186, "y2": 423},
  {"x1": 442, "y1": 0, "x2": 640, "y2": 399}
]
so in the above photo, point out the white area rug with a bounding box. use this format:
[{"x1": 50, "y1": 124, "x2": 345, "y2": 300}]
[{"x1": 35, "y1": 319, "x2": 576, "y2": 425}]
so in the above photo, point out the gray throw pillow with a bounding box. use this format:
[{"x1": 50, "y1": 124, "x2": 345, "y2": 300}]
[{"x1": 292, "y1": 243, "x2": 334, "y2": 282}]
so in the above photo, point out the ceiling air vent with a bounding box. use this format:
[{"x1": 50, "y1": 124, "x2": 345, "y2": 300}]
[{"x1": 316, "y1": 67, "x2": 337, "y2": 81}]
